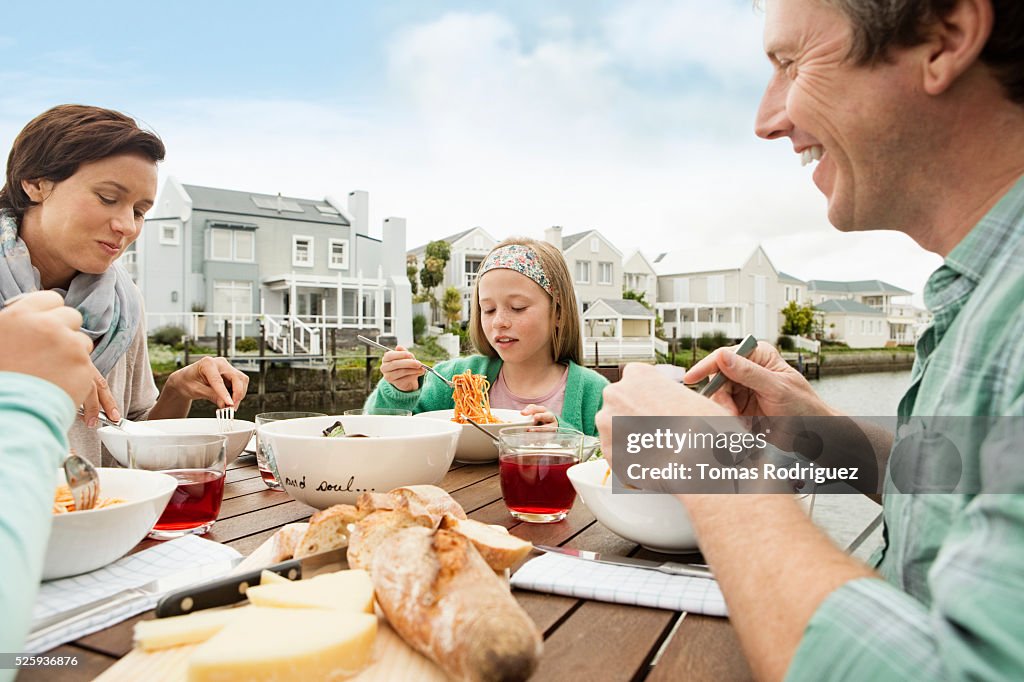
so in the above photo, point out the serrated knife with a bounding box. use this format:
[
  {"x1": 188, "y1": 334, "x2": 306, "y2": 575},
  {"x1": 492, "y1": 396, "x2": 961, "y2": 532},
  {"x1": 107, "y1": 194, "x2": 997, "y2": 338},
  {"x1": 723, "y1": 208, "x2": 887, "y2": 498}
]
[{"x1": 535, "y1": 545, "x2": 714, "y2": 579}]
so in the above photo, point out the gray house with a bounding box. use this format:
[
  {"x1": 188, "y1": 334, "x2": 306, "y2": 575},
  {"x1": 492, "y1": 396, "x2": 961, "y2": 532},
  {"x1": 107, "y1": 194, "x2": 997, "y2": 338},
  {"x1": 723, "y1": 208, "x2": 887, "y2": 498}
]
[{"x1": 132, "y1": 178, "x2": 412, "y2": 349}]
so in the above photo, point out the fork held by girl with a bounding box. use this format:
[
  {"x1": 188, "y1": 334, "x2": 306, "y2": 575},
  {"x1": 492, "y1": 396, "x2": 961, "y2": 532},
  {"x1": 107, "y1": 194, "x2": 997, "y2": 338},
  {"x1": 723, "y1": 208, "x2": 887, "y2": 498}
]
[{"x1": 365, "y1": 238, "x2": 608, "y2": 437}]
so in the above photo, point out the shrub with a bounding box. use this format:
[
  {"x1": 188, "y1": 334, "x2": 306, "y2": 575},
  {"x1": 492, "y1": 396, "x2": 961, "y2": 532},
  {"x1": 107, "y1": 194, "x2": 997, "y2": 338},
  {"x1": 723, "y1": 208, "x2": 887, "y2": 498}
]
[
  {"x1": 413, "y1": 314, "x2": 427, "y2": 343},
  {"x1": 776, "y1": 335, "x2": 795, "y2": 351},
  {"x1": 698, "y1": 331, "x2": 729, "y2": 352},
  {"x1": 235, "y1": 337, "x2": 259, "y2": 352},
  {"x1": 150, "y1": 325, "x2": 186, "y2": 347}
]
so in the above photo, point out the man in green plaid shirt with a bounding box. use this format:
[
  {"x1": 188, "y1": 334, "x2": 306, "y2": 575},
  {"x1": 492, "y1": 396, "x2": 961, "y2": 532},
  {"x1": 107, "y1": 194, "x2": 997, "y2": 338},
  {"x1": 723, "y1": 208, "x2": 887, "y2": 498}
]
[{"x1": 597, "y1": 0, "x2": 1024, "y2": 678}]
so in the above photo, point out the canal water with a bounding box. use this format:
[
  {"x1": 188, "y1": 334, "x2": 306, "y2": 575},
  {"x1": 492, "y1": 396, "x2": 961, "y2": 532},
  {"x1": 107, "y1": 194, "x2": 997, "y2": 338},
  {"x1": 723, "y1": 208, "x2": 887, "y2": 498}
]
[{"x1": 187, "y1": 370, "x2": 913, "y2": 420}]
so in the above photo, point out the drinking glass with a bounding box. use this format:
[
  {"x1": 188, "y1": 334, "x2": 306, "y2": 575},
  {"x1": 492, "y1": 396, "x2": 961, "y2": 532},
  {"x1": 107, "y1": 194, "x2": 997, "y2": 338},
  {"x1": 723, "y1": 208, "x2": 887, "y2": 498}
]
[
  {"x1": 255, "y1": 412, "x2": 326, "y2": 490},
  {"x1": 498, "y1": 427, "x2": 585, "y2": 523},
  {"x1": 127, "y1": 434, "x2": 227, "y2": 540}
]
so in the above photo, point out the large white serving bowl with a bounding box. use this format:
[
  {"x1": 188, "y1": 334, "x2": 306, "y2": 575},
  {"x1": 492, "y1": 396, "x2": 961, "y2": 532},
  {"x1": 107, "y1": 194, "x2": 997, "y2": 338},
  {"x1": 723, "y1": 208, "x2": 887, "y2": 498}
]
[
  {"x1": 567, "y1": 459, "x2": 699, "y2": 553},
  {"x1": 415, "y1": 409, "x2": 533, "y2": 463},
  {"x1": 99, "y1": 418, "x2": 256, "y2": 467},
  {"x1": 43, "y1": 468, "x2": 177, "y2": 580},
  {"x1": 259, "y1": 415, "x2": 461, "y2": 509}
]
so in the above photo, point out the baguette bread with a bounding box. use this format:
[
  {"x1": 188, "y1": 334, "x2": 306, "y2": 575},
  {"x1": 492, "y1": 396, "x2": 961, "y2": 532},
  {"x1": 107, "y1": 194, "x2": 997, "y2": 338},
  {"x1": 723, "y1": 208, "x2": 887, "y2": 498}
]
[
  {"x1": 440, "y1": 518, "x2": 533, "y2": 571},
  {"x1": 269, "y1": 524, "x2": 308, "y2": 563},
  {"x1": 371, "y1": 527, "x2": 542, "y2": 682},
  {"x1": 346, "y1": 509, "x2": 425, "y2": 570},
  {"x1": 294, "y1": 504, "x2": 365, "y2": 559}
]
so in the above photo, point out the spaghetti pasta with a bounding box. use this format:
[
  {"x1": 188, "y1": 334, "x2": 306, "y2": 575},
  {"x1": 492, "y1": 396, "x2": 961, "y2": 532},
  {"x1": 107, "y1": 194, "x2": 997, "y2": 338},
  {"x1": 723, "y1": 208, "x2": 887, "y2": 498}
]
[
  {"x1": 451, "y1": 369, "x2": 502, "y2": 424},
  {"x1": 53, "y1": 484, "x2": 126, "y2": 514}
]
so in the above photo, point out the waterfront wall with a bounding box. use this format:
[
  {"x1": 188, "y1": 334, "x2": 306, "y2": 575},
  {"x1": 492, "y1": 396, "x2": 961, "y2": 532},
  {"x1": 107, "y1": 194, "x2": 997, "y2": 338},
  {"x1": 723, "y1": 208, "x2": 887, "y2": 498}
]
[{"x1": 820, "y1": 351, "x2": 914, "y2": 376}]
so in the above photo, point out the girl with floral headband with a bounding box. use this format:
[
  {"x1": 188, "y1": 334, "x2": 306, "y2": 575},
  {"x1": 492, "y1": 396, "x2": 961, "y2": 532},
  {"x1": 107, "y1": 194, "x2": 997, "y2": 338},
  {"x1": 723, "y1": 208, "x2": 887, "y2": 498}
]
[{"x1": 365, "y1": 237, "x2": 608, "y2": 436}]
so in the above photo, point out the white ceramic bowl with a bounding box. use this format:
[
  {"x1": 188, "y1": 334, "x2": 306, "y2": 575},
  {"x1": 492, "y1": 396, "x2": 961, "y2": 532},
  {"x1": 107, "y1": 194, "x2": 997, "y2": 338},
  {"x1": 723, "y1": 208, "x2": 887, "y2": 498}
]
[
  {"x1": 43, "y1": 468, "x2": 177, "y2": 580},
  {"x1": 415, "y1": 409, "x2": 533, "y2": 463},
  {"x1": 259, "y1": 415, "x2": 461, "y2": 509},
  {"x1": 99, "y1": 418, "x2": 256, "y2": 466},
  {"x1": 567, "y1": 459, "x2": 699, "y2": 553}
]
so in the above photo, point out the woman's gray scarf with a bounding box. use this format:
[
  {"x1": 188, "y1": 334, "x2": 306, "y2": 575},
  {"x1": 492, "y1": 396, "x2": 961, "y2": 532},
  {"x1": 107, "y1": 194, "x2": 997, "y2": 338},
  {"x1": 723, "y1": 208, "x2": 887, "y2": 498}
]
[{"x1": 0, "y1": 208, "x2": 140, "y2": 376}]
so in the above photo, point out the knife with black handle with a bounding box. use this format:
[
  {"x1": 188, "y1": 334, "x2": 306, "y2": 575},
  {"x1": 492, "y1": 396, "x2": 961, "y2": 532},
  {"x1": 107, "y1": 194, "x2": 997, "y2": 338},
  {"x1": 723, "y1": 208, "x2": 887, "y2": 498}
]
[{"x1": 155, "y1": 547, "x2": 347, "y2": 617}]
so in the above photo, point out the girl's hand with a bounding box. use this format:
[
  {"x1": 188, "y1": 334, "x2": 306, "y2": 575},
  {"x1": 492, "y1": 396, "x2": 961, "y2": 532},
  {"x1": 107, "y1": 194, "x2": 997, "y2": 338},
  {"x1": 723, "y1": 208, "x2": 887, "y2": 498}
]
[
  {"x1": 521, "y1": 404, "x2": 558, "y2": 427},
  {"x1": 380, "y1": 345, "x2": 425, "y2": 392}
]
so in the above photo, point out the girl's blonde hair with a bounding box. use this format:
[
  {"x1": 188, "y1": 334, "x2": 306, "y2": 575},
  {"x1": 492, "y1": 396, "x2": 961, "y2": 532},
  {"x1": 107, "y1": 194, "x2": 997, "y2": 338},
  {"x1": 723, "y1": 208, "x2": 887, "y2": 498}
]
[{"x1": 470, "y1": 237, "x2": 582, "y2": 365}]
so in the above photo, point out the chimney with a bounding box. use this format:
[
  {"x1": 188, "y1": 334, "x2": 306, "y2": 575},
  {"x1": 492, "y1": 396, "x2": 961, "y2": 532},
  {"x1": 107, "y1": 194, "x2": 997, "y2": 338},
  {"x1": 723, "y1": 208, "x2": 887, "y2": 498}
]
[
  {"x1": 348, "y1": 190, "x2": 369, "y2": 237},
  {"x1": 383, "y1": 217, "x2": 413, "y2": 347},
  {"x1": 544, "y1": 225, "x2": 563, "y2": 250}
]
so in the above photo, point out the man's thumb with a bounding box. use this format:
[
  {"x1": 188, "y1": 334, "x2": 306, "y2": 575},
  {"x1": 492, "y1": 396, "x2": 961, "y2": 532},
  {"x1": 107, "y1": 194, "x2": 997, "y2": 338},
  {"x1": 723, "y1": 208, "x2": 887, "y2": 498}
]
[{"x1": 717, "y1": 352, "x2": 774, "y2": 392}]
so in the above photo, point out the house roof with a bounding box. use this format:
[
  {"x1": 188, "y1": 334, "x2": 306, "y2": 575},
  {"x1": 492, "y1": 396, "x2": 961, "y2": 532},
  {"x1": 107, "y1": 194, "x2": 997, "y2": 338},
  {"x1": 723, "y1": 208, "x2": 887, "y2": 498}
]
[
  {"x1": 778, "y1": 271, "x2": 805, "y2": 284},
  {"x1": 409, "y1": 227, "x2": 494, "y2": 256},
  {"x1": 560, "y1": 230, "x2": 624, "y2": 258},
  {"x1": 181, "y1": 184, "x2": 349, "y2": 226},
  {"x1": 653, "y1": 245, "x2": 775, "y2": 277},
  {"x1": 583, "y1": 298, "x2": 656, "y2": 319},
  {"x1": 814, "y1": 299, "x2": 886, "y2": 315},
  {"x1": 807, "y1": 279, "x2": 912, "y2": 296}
]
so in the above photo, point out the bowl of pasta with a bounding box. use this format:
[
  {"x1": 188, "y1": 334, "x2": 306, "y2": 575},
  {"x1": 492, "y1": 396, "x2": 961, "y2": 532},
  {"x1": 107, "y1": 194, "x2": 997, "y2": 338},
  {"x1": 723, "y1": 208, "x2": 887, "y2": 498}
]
[
  {"x1": 99, "y1": 418, "x2": 256, "y2": 467},
  {"x1": 567, "y1": 459, "x2": 700, "y2": 553},
  {"x1": 44, "y1": 467, "x2": 178, "y2": 580},
  {"x1": 258, "y1": 414, "x2": 461, "y2": 509},
  {"x1": 416, "y1": 409, "x2": 533, "y2": 462}
]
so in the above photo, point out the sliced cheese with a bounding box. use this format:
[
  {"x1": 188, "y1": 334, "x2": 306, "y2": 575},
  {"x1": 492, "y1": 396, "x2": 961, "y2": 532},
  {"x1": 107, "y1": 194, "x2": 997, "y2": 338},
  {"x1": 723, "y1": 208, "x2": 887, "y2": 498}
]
[
  {"x1": 260, "y1": 569, "x2": 293, "y2": 585},
  {"x1": 245, "y1": 569, "x2": 374, "y2": 613},
  {"x1": 187, "y1": 608, "x2": 377, "y2": 682},
  {"x1": 134, "y1": 607, "x2": 249, "y2": 651}
]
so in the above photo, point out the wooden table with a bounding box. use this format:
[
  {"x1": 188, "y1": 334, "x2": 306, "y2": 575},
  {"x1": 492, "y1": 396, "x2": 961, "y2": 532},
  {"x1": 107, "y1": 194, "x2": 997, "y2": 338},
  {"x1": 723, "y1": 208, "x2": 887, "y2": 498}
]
[{"x1": 20, "y1": 457, "x2": 882, "y2": 681}]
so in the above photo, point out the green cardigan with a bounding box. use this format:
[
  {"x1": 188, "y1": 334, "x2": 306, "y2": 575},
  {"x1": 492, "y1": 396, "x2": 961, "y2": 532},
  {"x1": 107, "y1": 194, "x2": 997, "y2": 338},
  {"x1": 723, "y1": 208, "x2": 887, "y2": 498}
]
[{"x1": 364, "y1": 355, "x2": 608, "y2": 436}]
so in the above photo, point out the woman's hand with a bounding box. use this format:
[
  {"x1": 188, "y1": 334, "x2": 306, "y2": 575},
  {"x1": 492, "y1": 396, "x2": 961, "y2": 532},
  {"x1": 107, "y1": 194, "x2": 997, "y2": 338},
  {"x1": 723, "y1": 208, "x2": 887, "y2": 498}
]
[
  {"x1": 80, "y1": 366, "x2": 122, "y2": 428},
  {"x1": 521, "y1": 404, "x2": 558, "y2": 427},
  {"x1": 683, "y1": 341, "x2": 836, "y2": 418},
  {"x1": 164, "y1": 356, "x2": 250, "y2": 409},
  {"x1": 380, "y1": 345, "x2": 425, "y2": 392}
]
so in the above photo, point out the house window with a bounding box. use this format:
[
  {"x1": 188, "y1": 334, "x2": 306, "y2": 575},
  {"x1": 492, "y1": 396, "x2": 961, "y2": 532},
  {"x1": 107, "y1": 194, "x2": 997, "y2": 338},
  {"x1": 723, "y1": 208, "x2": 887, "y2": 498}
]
[
  {"x1": 292, "y1": 235, "x2": 314, "y2": 267},
  {"x1": 598, "y1": 262, "x2": 613, "y2": 285},
  {"x1": 590, "y1": 237, "x2": 600, "y2": 253},
  {"x1": 673, "y1": 278, "x2": 690, "y2": 302},
  {"x1": 785, "y1": 286, "x2": 791, "y2": 301},
  {"x1": 796, "y1": 289, "x2": 801, "y2": 303},
  {"x1": 209, "y1": 228, "x2": 254, "y2": 262},
  {"x1": 159, "y1": 224, "x2": 179, "y2": 246},
  {"x1": 328, "y1": 239, "x2": 349, "y2": 269},
  {"x1": 707, "y1": 275, "x2": 725, "y2": 303},
  {"x1": 212, "y1": 280, "x2": 252, "y2": 314},
  {"x1": 465, "y1": 257, "x2": 483, "y2": 287},
  {"x1": 575, "y1": 260, "x2": 591, "y2": 284}
]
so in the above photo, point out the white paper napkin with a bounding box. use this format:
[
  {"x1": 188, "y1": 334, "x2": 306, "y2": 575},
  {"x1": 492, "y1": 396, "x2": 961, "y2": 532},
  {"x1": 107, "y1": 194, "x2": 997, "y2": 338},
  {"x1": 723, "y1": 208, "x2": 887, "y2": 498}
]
[
  {"x1": 510, "y1": 552, "x2": 728, "y2": 617},
  {"x1": 26, "y1": 535, "x2": 242, "y2": 653}
]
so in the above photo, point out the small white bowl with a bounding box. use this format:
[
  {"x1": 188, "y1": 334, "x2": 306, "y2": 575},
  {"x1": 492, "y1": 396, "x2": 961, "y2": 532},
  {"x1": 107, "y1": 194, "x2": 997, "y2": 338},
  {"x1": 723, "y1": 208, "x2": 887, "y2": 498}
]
[
  {"x1": 259, "y1": 415, "x2": 461, "y2": 509},
  {"x1": 99, "y1": 418, "x2": 256, "y2": 467},
  {"x1": 567, "y1": 459, "x2": 699, "y2": 553},
  {"x1": 44, "y1": 468, "x2": 177, "y2": 580},
  {"x1": 415, "y1": 409, "x2": 533, "y2": 463}
]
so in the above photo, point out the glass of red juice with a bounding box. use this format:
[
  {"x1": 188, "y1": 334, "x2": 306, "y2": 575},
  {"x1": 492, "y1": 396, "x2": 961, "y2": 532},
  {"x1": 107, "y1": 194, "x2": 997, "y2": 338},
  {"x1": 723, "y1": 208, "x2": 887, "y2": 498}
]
[
  {"x1": 498, "y1": 427, "x2": 585, "y2": 523},
  {"x1": 127, "y1": 434, "x2": 228, "y2": 540}
]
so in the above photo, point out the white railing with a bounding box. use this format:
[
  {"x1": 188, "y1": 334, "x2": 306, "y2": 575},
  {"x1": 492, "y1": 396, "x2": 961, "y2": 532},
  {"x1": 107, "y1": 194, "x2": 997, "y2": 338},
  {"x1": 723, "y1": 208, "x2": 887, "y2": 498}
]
[
  {"x1": 784, "y1": 335, "x2": 821, "y2": 353},
  {"x1": 582, "y1": 337, "x2": 656, "y2": 361},
  {"x1": 653, "y1": 337, "x2": 669, "y2": 355},
  {"x1": 663, "y1": 322, "x2": 742, "y2": 340}
]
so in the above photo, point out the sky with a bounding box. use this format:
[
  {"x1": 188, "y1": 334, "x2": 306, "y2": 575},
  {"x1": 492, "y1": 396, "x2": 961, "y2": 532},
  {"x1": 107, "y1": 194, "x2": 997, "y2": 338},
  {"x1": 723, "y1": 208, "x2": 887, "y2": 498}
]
[{"x1": 1, "y1": 0, "x2": 942, "y2": 303}]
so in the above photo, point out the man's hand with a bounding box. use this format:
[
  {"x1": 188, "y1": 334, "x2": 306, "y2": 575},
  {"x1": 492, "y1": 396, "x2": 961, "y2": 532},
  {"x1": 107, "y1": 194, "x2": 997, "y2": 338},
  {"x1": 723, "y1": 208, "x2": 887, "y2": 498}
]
[
  {"x1": 684, "y1": 341, "x2": 835, "y2": 418},
  {"x1": 0, "y1": 291, "x2": 95, "y2": 405}
]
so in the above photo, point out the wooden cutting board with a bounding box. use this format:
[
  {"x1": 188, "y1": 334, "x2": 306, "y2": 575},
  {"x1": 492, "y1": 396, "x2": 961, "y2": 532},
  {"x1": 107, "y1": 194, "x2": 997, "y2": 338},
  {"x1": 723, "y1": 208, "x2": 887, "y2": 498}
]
[{"x1": 95, "y1": 524, "x2": 448, "y2": 681}]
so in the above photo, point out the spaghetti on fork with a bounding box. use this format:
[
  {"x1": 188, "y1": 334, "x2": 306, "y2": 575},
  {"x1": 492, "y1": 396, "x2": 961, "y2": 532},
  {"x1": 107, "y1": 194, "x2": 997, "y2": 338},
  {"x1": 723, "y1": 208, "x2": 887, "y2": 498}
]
[{"x1": 451, "y1": 370, "x2": 501, "y2": 424}]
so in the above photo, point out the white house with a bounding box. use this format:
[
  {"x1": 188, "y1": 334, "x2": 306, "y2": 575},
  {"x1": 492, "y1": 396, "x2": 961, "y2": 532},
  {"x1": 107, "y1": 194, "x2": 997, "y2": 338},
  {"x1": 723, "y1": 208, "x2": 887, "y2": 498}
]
[
  {"x1": 779, "y1": 271, "x2": 808, "y2": 306},
  {"x1": 807, "y1": 279, "x2": 924, "y2": 345},
  {"x1": 623, "y1": 250, "x2": 658, "y2": 307},
  {"x1": 408, "y1": 226, "x2": 498, "y2": 324},
  {"x1": 581, "y1": 298, "x2": 657, "y2": 362},
  {"x1": 544, "y1": 227, "x2": 622, "y2": 312},
  {"x1": 653, "y1": 244, "x2": 785, "y2": 342},
  {"x1": 133, "y1": 179, "x2": 413, "y2": 350},
  {"x1": 814, "y1": 299, "x2": 889, "y2": 348}
]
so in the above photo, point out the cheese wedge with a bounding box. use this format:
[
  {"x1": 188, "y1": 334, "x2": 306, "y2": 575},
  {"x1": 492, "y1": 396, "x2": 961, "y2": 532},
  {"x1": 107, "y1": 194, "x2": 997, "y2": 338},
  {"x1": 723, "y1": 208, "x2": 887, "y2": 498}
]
[
  {"x1": 260, "y1": 569, "x2": 293, "y2": 585},
  {"x1": 134, "y1": 607, "x2": 249, "y2": 651},
  {"x1": 187, "y1": 608, "x2": 377, "y2": 682},
  {"x1": 245, "y1": 569, "x2": 374, "y2": 613}
]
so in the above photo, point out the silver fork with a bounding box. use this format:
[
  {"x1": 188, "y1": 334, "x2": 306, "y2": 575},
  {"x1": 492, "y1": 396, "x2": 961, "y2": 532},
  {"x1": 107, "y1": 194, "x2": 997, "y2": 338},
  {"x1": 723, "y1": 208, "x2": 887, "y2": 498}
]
[
  {"x1": 63, "y1": 452, "x2": 99, "y2": 511},
  {"x1": 216, "y1": 407, "x2": 235, "y2": 432},
  {"x1": 356, "y1": 335, "x2": 455, "y2": 388}
]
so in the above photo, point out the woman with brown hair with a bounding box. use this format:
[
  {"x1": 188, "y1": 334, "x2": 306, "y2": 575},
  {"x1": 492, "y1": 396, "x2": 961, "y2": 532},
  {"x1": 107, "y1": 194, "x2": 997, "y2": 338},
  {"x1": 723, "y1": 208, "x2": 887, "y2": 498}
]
[{"x1": 0, "y1": 104, "x2": 249, "y2": 463}]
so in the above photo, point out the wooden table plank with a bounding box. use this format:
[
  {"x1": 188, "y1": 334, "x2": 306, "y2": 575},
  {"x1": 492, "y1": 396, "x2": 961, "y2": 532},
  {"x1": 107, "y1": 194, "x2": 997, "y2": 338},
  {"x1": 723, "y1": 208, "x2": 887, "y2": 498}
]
[{"x1": 646, "y1": 615, "x2": 753, "y2": 682}]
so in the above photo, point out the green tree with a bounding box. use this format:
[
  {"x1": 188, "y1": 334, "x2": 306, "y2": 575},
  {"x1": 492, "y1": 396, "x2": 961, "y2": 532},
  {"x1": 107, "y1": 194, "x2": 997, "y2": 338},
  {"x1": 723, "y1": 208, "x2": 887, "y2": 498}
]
[
  {"x1": 406, "y1": 254, "x2": 419, "y2": 296},
  {"x1": 781, "y1": 301, "x2": 817, "y2": 336},
  {"x1": 622, "y1": 288, "x2": 650, "y2": 309},
  {"x1": 442, "y1": 286, "x2": 463, "y2": 330},
  {"x1": 419, "y1": 240, "x2": 451, "y2": 322}
]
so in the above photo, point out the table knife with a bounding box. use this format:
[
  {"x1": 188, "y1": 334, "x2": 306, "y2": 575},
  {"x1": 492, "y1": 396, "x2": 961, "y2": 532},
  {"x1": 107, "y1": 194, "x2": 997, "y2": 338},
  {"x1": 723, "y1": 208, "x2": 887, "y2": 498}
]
[
  {"x1": 155, "y1": 546, "x2": 348, "y2": 618},
  {"x1": 700, "y1": 333, "x2": 759, "y2": 398},
  {"x1": 535, "y1": 545, "x2": 714, "y2": 579}
]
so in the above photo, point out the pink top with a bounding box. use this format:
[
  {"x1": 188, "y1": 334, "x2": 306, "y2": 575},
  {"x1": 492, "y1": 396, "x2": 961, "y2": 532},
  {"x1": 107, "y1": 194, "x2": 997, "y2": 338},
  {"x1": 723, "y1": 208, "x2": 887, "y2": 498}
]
[{"x1": 489, "y1": 366, "x2": 569, "y2": 416}]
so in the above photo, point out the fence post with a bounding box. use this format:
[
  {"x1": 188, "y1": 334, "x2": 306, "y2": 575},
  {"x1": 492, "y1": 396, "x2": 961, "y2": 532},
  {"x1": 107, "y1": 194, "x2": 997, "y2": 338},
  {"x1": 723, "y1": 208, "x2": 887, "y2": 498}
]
[
  {"x1": 594, "y1": 341, "x2": 600, "y2": 368},
  {"x1": 216, "y1": 331, "x2": 222, "y2": 357},
  {"x1": 258, "y1": 322, "x2": 267, "y2": 413},
  {"x1": 223, "y1": 319, "x2": 231, "y2": 357},
  {"x1": 182, "y1": 335, "x2": 190, "y2": 368}
]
